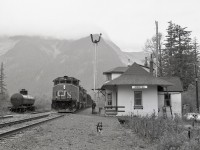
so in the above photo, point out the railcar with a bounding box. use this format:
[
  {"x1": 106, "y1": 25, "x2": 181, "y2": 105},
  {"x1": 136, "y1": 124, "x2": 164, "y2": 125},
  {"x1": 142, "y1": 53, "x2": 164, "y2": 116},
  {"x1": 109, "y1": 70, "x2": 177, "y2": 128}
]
[
  {"x1": 9, "y1": 89, "x2": 35, "y2": 112},
  {"x1": 51, "y1": 76, "x2": 91, "y2": 112}
]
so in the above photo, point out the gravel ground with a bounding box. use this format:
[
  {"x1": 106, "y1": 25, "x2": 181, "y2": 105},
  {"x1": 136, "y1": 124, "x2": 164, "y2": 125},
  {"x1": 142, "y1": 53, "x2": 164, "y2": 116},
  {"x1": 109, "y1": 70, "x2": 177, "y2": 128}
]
[{"x1": 0, "y1": 108, "x2": 155, "y2": 150}]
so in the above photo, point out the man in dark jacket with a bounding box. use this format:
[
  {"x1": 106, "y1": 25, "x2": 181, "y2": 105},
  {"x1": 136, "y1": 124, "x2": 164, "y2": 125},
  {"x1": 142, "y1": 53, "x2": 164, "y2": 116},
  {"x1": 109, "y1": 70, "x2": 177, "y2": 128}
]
[{"x1": 92, "y1": 101, "x2": 96, "y2": 114}]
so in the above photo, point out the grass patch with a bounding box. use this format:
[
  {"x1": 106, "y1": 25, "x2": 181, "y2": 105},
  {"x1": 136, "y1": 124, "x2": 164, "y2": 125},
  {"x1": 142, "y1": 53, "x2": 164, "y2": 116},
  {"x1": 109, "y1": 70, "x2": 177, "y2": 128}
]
[
  {"x1": 118, "y1": 113, "x2": 200, "y2": 150},
  {"x1": 0, "y1": 93, "x2": 11, "y2": 116}
]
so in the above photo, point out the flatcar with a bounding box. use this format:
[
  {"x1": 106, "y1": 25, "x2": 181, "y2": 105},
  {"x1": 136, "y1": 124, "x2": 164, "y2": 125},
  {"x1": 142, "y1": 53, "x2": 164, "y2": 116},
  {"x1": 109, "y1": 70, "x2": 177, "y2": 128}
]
[
  {"x1": 9, "y1": 89, "x2": 35, "y2": 112},
  {"x1": 51, "y1": 76, "x2": 92, "y2": 112}
]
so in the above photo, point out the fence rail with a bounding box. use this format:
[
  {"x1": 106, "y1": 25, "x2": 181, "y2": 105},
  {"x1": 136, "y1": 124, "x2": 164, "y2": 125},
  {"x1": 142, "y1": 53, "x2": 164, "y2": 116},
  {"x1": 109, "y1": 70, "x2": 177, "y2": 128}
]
[{"x1": 104, "y1": 106, "x2": 125, "y2": 114}]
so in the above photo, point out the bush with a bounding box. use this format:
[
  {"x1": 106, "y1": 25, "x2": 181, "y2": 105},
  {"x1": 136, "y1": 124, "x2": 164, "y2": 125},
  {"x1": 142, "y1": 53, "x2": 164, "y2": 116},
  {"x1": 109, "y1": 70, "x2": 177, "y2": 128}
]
[
  {"x1": 182, "y1": 84, "x2": 198, "y2": 113},
  {"x1": 158, "y1": 132, "x2": 187, "y2": 150},
  {"x1": 181, "y1": 139, "x2": 200, "y2": 150},
  {"x1": 125, "y1": 114, "x2": 184, "y2": 141},
  {"x1": 122, "y1": 114, "x2": 200, "y2": 150}
]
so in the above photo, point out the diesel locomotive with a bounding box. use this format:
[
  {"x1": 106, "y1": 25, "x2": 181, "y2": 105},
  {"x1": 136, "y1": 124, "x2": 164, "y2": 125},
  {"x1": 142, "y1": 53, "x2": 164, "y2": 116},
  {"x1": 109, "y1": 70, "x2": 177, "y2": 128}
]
[{"x1": 51, "y1": 76, "x2": 92, "y2": 112}]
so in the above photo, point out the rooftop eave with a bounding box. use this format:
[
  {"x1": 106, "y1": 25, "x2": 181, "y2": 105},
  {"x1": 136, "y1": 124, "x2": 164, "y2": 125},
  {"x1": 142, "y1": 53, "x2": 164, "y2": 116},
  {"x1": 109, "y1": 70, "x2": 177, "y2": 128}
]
[
  {"x1": 102, "y1": 82, "x2": 173, "y2": 88},
  {"x1": 103, "y1": 71, "x2": 124, "y2": 75}
]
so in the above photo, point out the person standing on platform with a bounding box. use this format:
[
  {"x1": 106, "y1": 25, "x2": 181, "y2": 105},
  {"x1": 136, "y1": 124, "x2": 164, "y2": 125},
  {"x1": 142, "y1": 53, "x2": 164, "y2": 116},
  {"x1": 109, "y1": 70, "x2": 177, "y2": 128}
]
[{"x1": 92, "y1": 101, "x2": 96, "y2": 114}]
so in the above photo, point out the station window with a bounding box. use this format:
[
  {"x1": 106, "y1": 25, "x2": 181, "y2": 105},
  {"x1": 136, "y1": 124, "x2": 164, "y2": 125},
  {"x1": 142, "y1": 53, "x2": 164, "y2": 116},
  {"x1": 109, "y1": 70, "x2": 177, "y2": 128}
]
[
  {"x1": 164, "y1": 93, "x2": 171, "y2": 107},
  {"x1": 134, "y1": 91, "x2": 143, "y2": 109},
  {"x1": 106, "y1": 74, "x2": 112, "y2": 81},
  {"x1": 107, "y1": 93, "x2": 112, "y2": 105}
]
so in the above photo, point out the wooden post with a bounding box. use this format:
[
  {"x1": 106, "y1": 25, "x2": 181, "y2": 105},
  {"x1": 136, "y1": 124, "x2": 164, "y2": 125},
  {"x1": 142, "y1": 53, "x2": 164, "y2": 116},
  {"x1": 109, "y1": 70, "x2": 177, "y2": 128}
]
[{"x1": 155, "y1": 21, "x2": 159, "y2": 77}]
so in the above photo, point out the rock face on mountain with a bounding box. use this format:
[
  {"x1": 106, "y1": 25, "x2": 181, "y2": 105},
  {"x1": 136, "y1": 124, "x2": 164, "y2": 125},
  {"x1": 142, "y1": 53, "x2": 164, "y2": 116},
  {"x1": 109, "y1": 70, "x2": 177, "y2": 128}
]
[{"x1": 0, "y1": 36, "x2": 145, "y2": 98}]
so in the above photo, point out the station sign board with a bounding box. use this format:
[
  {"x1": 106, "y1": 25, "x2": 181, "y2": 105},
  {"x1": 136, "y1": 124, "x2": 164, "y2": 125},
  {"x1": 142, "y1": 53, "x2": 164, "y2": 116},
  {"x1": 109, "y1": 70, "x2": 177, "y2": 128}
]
[{"x1": 132, "y1": 85, "x2": 148, "y2": 89}]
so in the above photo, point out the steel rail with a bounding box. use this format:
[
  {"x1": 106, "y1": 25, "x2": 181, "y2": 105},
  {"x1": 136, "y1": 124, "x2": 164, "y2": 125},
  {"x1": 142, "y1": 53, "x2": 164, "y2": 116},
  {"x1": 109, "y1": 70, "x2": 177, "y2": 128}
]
[
  {"x1": 0, "y1": 114, "x2": 65, "y2": 139},
  {"x1": 0, "y1": 114, "x2": 50, "y2": 128}
]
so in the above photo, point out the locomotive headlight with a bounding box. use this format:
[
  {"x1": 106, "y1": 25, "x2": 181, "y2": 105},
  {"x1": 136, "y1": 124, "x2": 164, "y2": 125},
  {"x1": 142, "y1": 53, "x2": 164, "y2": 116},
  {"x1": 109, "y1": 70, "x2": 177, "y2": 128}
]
[{"x1": 63, "y1": 85, "x2": 66, "y2": 90}]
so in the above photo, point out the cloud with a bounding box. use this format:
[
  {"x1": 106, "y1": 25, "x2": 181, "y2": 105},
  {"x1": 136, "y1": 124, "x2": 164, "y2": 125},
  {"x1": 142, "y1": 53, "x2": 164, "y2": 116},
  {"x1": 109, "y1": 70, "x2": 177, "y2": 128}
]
[{"x1": 0, "y1": 0, "x2": 200, "y2": 52}]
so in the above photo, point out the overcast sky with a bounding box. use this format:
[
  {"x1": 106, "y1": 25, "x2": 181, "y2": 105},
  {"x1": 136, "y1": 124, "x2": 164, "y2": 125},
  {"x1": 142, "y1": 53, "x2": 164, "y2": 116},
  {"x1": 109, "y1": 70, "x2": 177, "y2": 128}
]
[{"x1": 0, "y1": 0, "x2": 199, "y2": 52}]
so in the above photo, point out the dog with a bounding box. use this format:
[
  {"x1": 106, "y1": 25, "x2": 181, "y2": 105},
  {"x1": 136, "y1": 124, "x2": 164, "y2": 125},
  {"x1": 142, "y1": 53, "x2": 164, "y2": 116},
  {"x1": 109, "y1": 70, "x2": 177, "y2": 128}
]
[
  {"x1": 96, "y1": 122, "x2": 103, "y2": 134},
  {"x1": 118, "y1": 119, "x2": 125, "y2": 124}
]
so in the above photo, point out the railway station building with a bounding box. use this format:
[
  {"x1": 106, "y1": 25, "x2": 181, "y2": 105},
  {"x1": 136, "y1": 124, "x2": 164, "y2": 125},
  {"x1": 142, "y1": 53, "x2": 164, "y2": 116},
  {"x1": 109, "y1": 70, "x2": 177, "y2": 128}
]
[{"x1": 101, "y1": 62, "x2": 183, "y2": 118}]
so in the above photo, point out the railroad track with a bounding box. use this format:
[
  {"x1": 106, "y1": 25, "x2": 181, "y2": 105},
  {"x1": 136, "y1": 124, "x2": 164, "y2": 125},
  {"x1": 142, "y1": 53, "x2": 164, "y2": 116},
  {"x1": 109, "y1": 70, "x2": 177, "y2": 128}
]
[
  {"x1": 0, "y1": 115, "x2": 13, "y2": 119},
  {"x1": 0, "y1": 113, "x2": 65, "y2": 139},
  {"x1": 58, "y1": 106, "x2": 92, "y2": 114}
]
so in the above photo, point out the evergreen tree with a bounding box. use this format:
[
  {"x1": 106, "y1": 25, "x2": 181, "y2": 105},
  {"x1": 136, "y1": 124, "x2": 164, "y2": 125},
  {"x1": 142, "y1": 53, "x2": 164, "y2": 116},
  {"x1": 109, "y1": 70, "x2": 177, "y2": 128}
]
[
  {"x1": 162, "y1": 21, "x2": 177, "y2": 76},
  {"x1": 163, "y1": 21, "x2": 196, "y2": 90},
  {"x1": 0, "y1": 62, "x2": 6, "y2": 95}
]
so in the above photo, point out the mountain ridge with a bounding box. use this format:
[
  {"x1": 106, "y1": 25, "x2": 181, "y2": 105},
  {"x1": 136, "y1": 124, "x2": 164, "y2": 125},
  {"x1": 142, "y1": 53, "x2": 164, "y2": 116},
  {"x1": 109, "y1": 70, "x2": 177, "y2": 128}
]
[{"x1": 0, "y1": 35, "x2": 146, "y2": 98}]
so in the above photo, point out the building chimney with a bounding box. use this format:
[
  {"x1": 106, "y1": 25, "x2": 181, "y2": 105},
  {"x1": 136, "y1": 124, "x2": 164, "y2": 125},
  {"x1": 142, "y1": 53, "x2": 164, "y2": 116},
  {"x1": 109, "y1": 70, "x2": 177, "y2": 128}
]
[
  {"x1": 150, "y1": 54, "x2": 153, "y2": 75},
  {"x1": 144, "y1": 57, "x2": 148, "y2": 67},
  {"x1": 128, "y1": 59, "x2": 131, "y2": 67}
]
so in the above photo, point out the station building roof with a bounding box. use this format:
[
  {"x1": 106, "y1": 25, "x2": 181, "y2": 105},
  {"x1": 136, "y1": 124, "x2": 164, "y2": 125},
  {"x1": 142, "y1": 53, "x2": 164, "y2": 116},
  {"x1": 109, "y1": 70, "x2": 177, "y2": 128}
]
[
  {"x1": 103, "y1": 64, "x2": 150, "y2": 74},
  {"x1": 159, "y1": 77, "x2": 183, "y2": 92},
  {"x1": 102, "y1": 63, "x2": 173, "y2": 88}
]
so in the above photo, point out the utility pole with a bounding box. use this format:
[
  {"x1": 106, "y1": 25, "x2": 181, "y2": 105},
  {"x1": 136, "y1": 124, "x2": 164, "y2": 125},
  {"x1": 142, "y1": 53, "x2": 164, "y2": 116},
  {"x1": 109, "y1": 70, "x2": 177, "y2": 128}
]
[
  {"x1": 194, "y1": 39, "x2": 199, "y2": 113},
  {"x1": 155, "y1": 21, "x2": 159, "y2": 77},
  {"x1": 90, "y1": 33, "x2": 102, "y2": 108},
  {"x1": 159, "y1": 36, "x2": 163, "y2": 77}
]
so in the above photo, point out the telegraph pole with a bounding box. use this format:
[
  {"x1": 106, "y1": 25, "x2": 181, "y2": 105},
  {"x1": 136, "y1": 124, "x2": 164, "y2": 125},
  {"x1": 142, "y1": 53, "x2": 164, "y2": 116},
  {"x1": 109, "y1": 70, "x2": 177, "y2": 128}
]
[
  {"x1": 90, "y1": 33, "x2": 102, "y2": 108},
  {"x1": 194, "y1": 39, "x2": 199, "y2": 113},
  {"x1": 155, "y1": 21, "x2": 159, "y2": 77}
]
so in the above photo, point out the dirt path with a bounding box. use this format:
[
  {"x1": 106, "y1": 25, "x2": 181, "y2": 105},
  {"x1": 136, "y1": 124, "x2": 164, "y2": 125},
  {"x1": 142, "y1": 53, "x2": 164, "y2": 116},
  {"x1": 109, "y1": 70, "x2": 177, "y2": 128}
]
[{"x1": 0, "y1": 108, "x2": 155, "y2": 150}]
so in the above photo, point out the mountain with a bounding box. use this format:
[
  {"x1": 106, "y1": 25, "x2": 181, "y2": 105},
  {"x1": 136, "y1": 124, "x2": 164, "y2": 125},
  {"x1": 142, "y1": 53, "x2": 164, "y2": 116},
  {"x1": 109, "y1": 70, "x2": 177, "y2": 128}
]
[
  {"x1": 124, "y1": 51, "x2": 149, "y2": 65},
  {"x1": 105, "y1": 40, "x2": 148, "y2": 65},
  {"x1": 0, "y1": 36, "x2": 146, "y2": 98}
]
